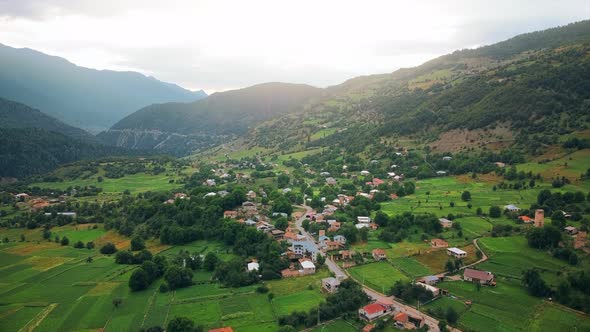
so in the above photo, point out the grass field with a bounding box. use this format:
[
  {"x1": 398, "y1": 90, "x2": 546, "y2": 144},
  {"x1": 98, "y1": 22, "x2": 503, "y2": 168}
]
[
  {"x1": 390, "y1": 256, "x2": 433, "y2": 278},
  {"x1": 31, "y1": 172, "x2": 181, "y2": 194},
  {"x1": 348, "y1": 262, "x2": 409, "y2": 293},
  {"x1": 415, "y1": 244, "x2": 478, "y2": 274},
  {"x1": 310, "y1": 319, "x2": 359, "y2": 332}
]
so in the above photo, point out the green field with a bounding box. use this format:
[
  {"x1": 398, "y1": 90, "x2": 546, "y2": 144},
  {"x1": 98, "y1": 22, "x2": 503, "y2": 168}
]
[
  {"x1": 31, "y1": 172, "x2": 181, "y2": 194},
  {"x1": 347, "y1": 262, "x2": 409, "y2": 293},
  {"x1": 390, "y1": 256, "x2": 433, "y2": 278}
]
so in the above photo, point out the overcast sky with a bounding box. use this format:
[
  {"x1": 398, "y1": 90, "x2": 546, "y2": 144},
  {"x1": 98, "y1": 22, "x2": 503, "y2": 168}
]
[{"x1": 0, "y1": 0, "x2": 588, "y2": 93}]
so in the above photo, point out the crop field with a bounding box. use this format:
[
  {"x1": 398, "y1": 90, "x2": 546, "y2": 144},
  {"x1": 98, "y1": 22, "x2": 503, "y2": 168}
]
[
  {"x1": 51, "y1": 223, "x2": 106, "y2": 243},
  {"x1": 432, "y1": 279, "x2": 590, "y2": 332},
  {"x1": 415, "y1": 244, "x2": 478, "y2": 273},
  {"x1": 310, "y1": 319, "x2": 358, "y2": 332},
  {"x1": 348, "y1": 262, "x2": 409, "y2": 293},
  {"x1": 390, "y1": 256, "x2": 433, "y2": 278},
  {"x1": 477, "y1": 236, "x2": 583, "y2": 286}
]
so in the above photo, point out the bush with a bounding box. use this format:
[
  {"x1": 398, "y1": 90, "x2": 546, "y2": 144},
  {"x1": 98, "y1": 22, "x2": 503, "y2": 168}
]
[
  {"x1": 129, "y1": 268, "x2": 150, "y2": 291},
  {"x1": 131, "y1": 236, "x2": 146, "y2": 251},
  {"x1": 489, "y1": 206, "x2": 502, "y2": 218},
  {"x1": 73, "y1": 240, "x2": 84, "y2": 248},
  {"x1": 60, "y1": 236, "x2": 69, "y2": 246},
  {"x1": 100, "y1": 242, "x2": 117, "y2": 255}
]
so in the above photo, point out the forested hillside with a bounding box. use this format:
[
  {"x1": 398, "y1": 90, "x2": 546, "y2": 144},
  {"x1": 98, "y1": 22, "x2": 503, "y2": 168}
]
[
  {"x1": 0, "y1": 43, "x2": 207, "y2": 130},
  {"x1": 0, "y1": 98, "x2": 95, "y2": 142},
  {"x1": 0, "y1": 128, "x2": 134, "y2": 179},
  {"x1": 99, "y1": 82, "x2": 322, "y2": 156}
]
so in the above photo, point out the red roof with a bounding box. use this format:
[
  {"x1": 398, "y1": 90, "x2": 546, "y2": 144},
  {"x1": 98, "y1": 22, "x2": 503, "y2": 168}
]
[
  {"x1": 372, "y1": 178, "x2": 385, "y2": 185},
  {"x1": 209, "y1": 328, "x2": 234, "y2": 332},
  {"x1": 363, "y1": 324, "x2": 375, "y2": 332},
  {"x1": 362, "y1": 303, "x2": 386, "y2": 315},
  {"x1": 372, "y1": 248, "x2": 386, "y2": 255},
  {"x1": 519, "y1": 216, "x2": 533, "y2": 223},
  {"x1": 394, "y1": 312, "x2": 408, "y2": 322},
  {"x1": 464, "y1": 268, "x2": 494, "y2": 281}
]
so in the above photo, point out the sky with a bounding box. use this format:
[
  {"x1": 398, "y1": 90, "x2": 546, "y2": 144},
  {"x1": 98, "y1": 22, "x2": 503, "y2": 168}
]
[{"x1": 0, "y1": 0, "x2": 588, "y2": 93}]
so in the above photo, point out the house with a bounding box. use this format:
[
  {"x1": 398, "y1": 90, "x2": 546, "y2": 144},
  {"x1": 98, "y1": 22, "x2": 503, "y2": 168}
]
[
  {"x1": 292, "y1": 240, "x2": 318, "y2": 261},
  {"x1": 320, "y1": 171, "x2": 331, "y2": 177},
  {"x1": 362, "y1": 324, "x2": 375, "y2": 332},
  {"x1": 436, "y1": 171, "x2": 447, "y2": 176},
  {"x1": 339, "y1": 250, "x2": 354, "y2": 260},
  {"x1": 328, "y1": 221, "x2": 341, "y2": 232},
  {"x1": 519, "y1": 215, "x2": 533, "y2": 223},
  {"x1": 535, "y1": 209, "x2": 545, "y2": 228},
  {"x1": 174, "y1": 192, "x2": 188, "y2": 199},
  {"x1": 415, "y1": 282, "x2": 440, "y2": 296},
  {"x1": 439, "y1": 218, "x2": 453, "y2": 228},
  {"x1": 15, "y1": 193, "x2": 30, "y2": 201},
  {"x1": 394, "y1": 312, "x2": 408, "y2": 325},
  {"x1": 495, "y1": 162, "x2": 506, "y2": 168},
  {"x1": 565, "y1": 226, "x2": 578, "y2": 235},
  {"x1": 272, "y1": 212, "x2": 288, "y2": 218},
  {"x1": 247, "y1": 190, "x2": 257, "y2": 199},
  {"x1": 300, "y1": 259, "x2": 316, "y2": 274},
  {"x1": 464, "y1": 268, "x2": 495, "y2": 285},
  {"x1": 356, "y1": 223, "x2": 370, "y2": 229},
  {"x1": 358, "y1": 303, "x2": 391, "y2": 321},
  {"x1": 447, "y1": 247, "x2": 467, "y2": 258},
  {"x1": 270, "y1": 229, "x2": 285, "y2": 240},
  {"x1": 224, "y1": 210, "x2": 238, "y2": 219},
  {"x1": 247, "y1": 262, "x2": 259, "y2": 271},
  {"x1": 387, "y1": 172, "x2": 396, "y2": 178},
  {"x1": 418, "y1": 275, "x2": 440, "y2": 285},
  {"x1": 322, "y1": 277, "x2": 341, "y2": 293},
  {"x1": 360, "y1": 170, "x2": 371, "y2": 176},
  {"x1": 326, "y1": 177, "x2": 337, "y2": 185},
  {"x1": 430, "y1": 238, "x2": 449, "y2": 248},
  {"x1": 205, "y1": 179, "x2": 216, "y2": 186},
  {"x1": 371, "y1": 178, "x2": 385, "y2": 186},
  {"x1": 244, "y1": 219, "x2": 257, "y2": 226},
  {"x1": 208, "y1": 327, "x2": 234, "y2": 332},
  {"x1": 334, "y1": 235, "x2": 347, "y2": 244},
  {"x1": 442, "y1": 156, "x2": 452, "y2": 161},
  {"x1": 203, "y1": 192, "x2": 217, "y2": 198},
  {"x1": 357, "y1": 216, "x2": 371, "y2": 224},
  {"x1": 372, "y1": 249, "x2": 387, "y2": 261},
  {"x1": 504, "y1": 204, "x2": 521, "y2": 212}
]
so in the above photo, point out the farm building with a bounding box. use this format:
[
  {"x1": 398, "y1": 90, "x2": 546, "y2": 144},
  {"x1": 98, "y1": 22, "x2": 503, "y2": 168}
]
[
  {"x1": 415, "y1": 282, "x2": 440, "y2": 297},
  {"x1": 464, "y1": 268, "x2": 495, "y2": 285},
  {"x1": 418, "y1": 275, "x2": 440, "y2": 285},
  {"x1": 430, "y1": 238, "x2": 449, "y2": 248},
  {"x1": 447, "y1": 247, "x2": 467, "y2": 258},
  {"x1": 372, "y1": 248, "x2": 387, "y2": 261},
  {"x1": 358, "y1": 302, "x2": 391, "y2": 321},
  {"x1": 439, "y1": 218, "x2": 453, "y2": 228},
  {"x1": 321, "y1": 277, "x2": 341, "y2": 293},
  {"x1": 504, "y1": 204, "x2": 521, "y2": 212}
]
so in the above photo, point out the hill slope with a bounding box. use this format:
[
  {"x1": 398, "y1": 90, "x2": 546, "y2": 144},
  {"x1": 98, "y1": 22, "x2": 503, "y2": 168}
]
[
  {"x1": 233, "y1": 20, "x2": 590, "y2": 157},
  {"x1": 99, "y1": 82, "x2": 322, "y2": 156},
  {"x1": 0, "y1": 43, "x2": 207, "y2": 130},
  {"x1": 0, "y1": 97, "x2": 96, "y2": 142}
]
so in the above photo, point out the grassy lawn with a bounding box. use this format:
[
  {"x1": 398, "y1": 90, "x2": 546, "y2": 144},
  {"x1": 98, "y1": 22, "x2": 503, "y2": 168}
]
[
  {"x1": 415, "y1": 244, "x2": 478, "y2": 274},
  {"x1": 310, "y1": 319, "x2": 359, "y2": 332},
  {"x1": 390, "y1": 256, "x2": 433, "y2": 278},
  {"x1": 348, "y1": 262, "x2": 409, "y2": 293}
]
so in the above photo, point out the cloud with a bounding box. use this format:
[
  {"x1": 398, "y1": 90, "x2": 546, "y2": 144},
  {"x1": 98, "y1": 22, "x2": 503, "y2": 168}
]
[{"x1": 0, "y1": 0, "x2": 588, "y2": 91}]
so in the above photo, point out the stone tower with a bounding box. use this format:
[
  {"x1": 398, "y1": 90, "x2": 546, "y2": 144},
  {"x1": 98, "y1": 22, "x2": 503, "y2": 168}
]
[{"x1": 534, "y1": 209, "x2": 544, "y2": 228}]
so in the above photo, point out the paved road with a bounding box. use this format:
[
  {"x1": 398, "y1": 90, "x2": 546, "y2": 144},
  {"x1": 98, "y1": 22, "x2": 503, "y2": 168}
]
[
  {"x1": 292, "y1": 205, "x2": 457, "y2": 332},
  {"x1": 461, "y1": 238, "x2": 488, "y2": 270}
]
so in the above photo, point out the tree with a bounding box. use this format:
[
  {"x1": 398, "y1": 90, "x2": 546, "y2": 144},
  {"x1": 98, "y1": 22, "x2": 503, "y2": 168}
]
[
  {"x1": 550, "y1": 211, "x2": 566, "y2": 229},
  {"x1": 167, "y1": 316, "x2": 194, "y2": 332},
  {"x1": 446, "y1": 307, "x2": 458, "y2": 324},
  {"x1": 268, "y1": 292, "x2": 275, "y2": 302},
  {"x1": 277, "y1": 174, "x2": 290, "y2": 188},
  {"x1": 316, "y1": 253, "x2": 326, "y2": 266},
  {"x1": 115, "y1": 250, "x2": 135, "y2": 264},
  {"x1": 489, "y1": 206, "x2": 502, "y2": 218},
  {"x1": 165, "y1": 266, "x2": 193, "y2": 290},
  {"x1": 73, "y1": 240, "x2": 84, "y2": 248},
  {"x1": 461, "y1": 191, "x2": 471, "y2": 201},
  {"x1": 438, "y1": 319, "x2": 448, "y2": 332},
  {"x1": 60, "y1": 236, "x2": 69, "y2": 246},
  {"x1": 100, "y1": 242, "x2": 117, "y2": 255},
  {"x1": 131, "y1": 236, "x2": 146, "y2": 251},
  {"x1": 522, "y1": 269, "x2": 550, "y2": 297},
  {"x1": 204, "y1": 252, "x2": 219, "y2": 271},
  {"x1": 86, "y1": 241, "x2": 95, "y2": 250},
  {"x1": 274, "y1": 217, "x2": 289, "y2": 231},
  {"x1": 129, "y1": 268, "x2": 150, "y2": 291}
]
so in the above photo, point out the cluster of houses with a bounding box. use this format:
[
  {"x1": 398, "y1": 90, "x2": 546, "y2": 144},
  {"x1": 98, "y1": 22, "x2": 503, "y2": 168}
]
[{"x1": 358, "y1": 299, "x2": 425, "y2": 330}]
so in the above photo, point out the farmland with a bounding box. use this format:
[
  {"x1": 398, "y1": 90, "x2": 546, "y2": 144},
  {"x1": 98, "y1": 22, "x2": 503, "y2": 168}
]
[{"x1": 347, "y1": 262, "x2": 409, "y2": 293}]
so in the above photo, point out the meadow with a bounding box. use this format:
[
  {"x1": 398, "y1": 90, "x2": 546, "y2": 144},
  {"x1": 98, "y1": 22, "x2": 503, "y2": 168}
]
[{"x1": 347, "y1": 262, "x2": 409, "y2": 293}]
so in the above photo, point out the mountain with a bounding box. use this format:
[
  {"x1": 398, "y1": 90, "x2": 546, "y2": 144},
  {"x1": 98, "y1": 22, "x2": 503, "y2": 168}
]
[
  {"x1": 226, "y1": 20, "x2": 590, "y2": 158},
  {"x1": 0, "y1": 43, "x2": 207, "y2": 131},
  {"x1": 99, "y1": 82, "x2": 322, "y2": 156},
  {"x1": 0, "y1": 128, "x2": 134, "y2": 179},
  {"x1": 0, "y1": 97, "x2": 95, "y2": 142}
]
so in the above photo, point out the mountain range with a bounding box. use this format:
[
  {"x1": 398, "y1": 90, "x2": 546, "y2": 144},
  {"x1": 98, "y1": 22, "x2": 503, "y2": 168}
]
[{"x1": 0, "y1": 43, "x2": 207, "y2": 131}]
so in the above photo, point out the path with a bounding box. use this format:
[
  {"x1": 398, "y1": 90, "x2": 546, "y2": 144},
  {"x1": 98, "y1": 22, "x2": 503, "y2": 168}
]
[{"x1": 460, "y1": 238, "x2": 488, "y2": 270}]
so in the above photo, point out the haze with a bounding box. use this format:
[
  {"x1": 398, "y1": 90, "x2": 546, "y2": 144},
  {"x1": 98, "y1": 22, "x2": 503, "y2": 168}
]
[{"x1": 0, "y1": 0, "x2": 588, "y2": 92}]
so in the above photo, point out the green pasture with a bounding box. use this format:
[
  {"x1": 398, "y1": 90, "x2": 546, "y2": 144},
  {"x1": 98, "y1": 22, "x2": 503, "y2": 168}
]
[
  {"x1": 390, "y1": 256, "x2": 433, "y2": 278},
  {"x1": 347, "y1": 262, "x2": 409, "y2": 293},
  {"x1": 31, "y1": 172, "x2": 181, "y2": 194},
  {"x1": 310, "y1": 319, "x2": 359, "y2": 332}
]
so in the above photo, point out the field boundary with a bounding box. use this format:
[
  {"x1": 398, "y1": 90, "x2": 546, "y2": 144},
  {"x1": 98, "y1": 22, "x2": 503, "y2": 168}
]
[{"x1": 18, "y1": 303, "x2": 58, "y2": 332}]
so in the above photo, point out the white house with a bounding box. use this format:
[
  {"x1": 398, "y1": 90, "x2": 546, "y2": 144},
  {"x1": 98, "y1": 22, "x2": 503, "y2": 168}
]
[
  {"x1": 447, "y1": 247, "x2": 467, "y2": 259},
  {"x1": 439, "y1": 218, "x2": 453, "y2": 228},
  {"x1": 357, "y1": 216, "x2": 371, "y2": 223},
  {"x1": 360, "y1": 170, "x2": 370, "y2": 176},
  {"x1": 300, "y1": 260, "x2": 316, "y2": 274},
  {"x1": 247, "y1": 262, "x2": 260, "y2": 271}
]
